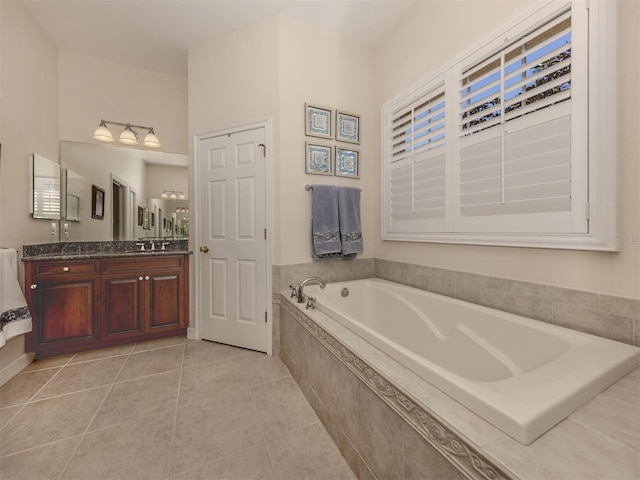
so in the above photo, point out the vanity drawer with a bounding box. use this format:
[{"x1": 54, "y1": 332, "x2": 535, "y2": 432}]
[
  {"x1": 101, "y1": 255, "x2": 184, "y2": 273},
  {"x1": 34, "y1": 260, "x2": 99, "y2": 276}
]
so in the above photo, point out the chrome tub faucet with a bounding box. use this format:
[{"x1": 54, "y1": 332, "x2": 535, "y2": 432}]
[{"x1": 297, "y1": 277, "x2": 326, "y2": 303}]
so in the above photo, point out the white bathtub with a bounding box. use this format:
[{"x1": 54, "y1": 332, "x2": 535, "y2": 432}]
[{"x1": 303, "y1": 278, "x2": 640, "y2": 444}]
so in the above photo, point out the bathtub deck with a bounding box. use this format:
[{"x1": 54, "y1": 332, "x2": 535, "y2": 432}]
[{"x1": 281, "y1": 294, "x2": 640, "y2": 480}]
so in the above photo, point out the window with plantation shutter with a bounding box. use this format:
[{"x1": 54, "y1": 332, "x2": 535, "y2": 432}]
[
  {"x1": 381, "y1": 0, "x2": 617, "y2": 250},
  {"x1": 386, "y1": 78, "x2": 450, "y2": 234}
]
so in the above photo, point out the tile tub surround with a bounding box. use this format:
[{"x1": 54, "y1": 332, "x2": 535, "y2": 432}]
[
  {"x1": 279, "y1": 295, "x2": 640, "y2": 480},
  {"x1": 272, "y1": 259, "x2": 639, "y2": 347}
]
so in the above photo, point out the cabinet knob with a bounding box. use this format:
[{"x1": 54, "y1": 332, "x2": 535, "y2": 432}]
[
  {"x1": 145, "y1": 275, "x2": 150, "y2": 280},
  {"x1": 139, "y1": 276, "x2": 143, "y2": 281},
  {"x1": 63, "y1": 266, "x2": 70, "y2": 272},
  {"x1": 30, "y1": 284, "x2": 37, "y2": 290}
]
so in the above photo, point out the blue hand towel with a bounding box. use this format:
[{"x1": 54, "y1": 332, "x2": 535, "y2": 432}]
[
  {"x1": 312, "y1": 185, "x2": 341, "y2": 258},
  {"x1": 338, "y1": 187, "x2": 363, "y2": 256}
]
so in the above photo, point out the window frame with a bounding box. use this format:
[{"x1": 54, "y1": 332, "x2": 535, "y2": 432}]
[{"x1": 381, "y1": 0, "x2": 618, "y2": 251}]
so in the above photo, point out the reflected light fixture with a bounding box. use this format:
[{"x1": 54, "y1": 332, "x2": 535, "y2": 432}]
[
  {"x1": 161, "y1": 190, "x2": 186, "y2": 200},
  {"x1": 93, "y1": 120, "x2": 161, "y2": 148}
]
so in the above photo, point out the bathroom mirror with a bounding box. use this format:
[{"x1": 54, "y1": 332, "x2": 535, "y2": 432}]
[
  {"x1": 59, "y1": 141, "x2": 188, "y2": 242},
  {"x1": 31, "y1": 153, "x2": 61, "y2": 220}
]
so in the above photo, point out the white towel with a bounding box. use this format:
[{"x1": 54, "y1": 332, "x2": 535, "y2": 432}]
[{"x1": 0, "y1": 248, "x2": 32, "y2": 348}]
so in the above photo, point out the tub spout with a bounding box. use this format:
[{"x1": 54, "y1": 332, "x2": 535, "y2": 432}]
[{"x1": 297, "y1": 277, "x2": 326, "y2": 303}]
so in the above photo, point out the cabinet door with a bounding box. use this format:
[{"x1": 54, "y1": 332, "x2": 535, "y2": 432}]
[
  {"x1": 101, "y1": 274, "x2": 144, "y2": 339},
  {"x1": 29, "y1": 277, "x2": 100, "y2": 351},
  {"x1": 147, "y1": 270, "x2": 184, "y2": 331}
]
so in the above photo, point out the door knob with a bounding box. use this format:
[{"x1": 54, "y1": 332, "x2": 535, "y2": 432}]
[{"x1": 200, "y1": 245, "x2": 209, "y2": 253}]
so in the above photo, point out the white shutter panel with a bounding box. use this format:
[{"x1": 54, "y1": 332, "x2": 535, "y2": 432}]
[
  {"x1": 386, "y1": 80, "x2": 449, "y2": 234},
  {"x1": 456, "y1": 9, "x2": 581, "y2": 234}
]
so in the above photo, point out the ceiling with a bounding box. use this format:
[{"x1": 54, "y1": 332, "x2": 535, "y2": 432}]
[{"x1": 22, "y1": 0, "x2": 418, "y2": 77}]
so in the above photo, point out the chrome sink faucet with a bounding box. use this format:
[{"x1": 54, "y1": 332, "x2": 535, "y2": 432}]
[{"x1": 297, "y1": 277, "x2": 326, "y2": 303}]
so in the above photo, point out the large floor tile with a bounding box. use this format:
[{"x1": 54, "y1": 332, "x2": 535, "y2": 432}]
[
  {"x1": 0, "y1": 436, "x2": 82, "y2": 480},
  {"x1": 117, "y1": 344, "x2": 184, "y2": 381},
  {"x1": 0, "y1": 404, "x2": 22, "y2": 429},
  {"x1": 182, "y1": 339, "x2": 251, "y2": 367},
  {"x1": 34, "y1": 356, "x2": 127, "y2": 400},
  {"x1": 0, "y1": 386, "x2": 108, "y2": 456},
  {"x1": 21, "y1": 353, "x2": 74, "y2": 373},
  {"x1": 63, "y1": 412, "x2": 175, "y2": 480},
  {"x1": 68, "y1": 344, "x2": 133, "y2": 364},
  {"x1": 230, "y1": 351, "x2": 291, "y2": 387},
  {"x1": 251, "y1": 376, "x2": 318, "y2": 440},
  {"x1": 0, "y1": 369, "x2": 60, "y2": 407},
  {"x1": 170, "y1": 389, "x2": 263, "y2": 476},
  {"x1": 133, "y1": 335, "x2": 186, "y2": 353},
  {"x1": 171, "y1": 445, "x2": 275, "y2": 480},
  {"x1": 178, "y1": 355, "x2": 249, "y2": 406},
  {"x1": 266, "y1": 422, "x2": 355, "y2": 480},
  {"x1": 90, "y1": 369, "x2": 180, "y2": 431}
]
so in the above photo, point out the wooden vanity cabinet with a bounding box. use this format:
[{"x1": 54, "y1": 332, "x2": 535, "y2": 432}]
[
  {"x1": 24, "y1": 259, "x2": 101, "y2": 356},
  {"x1": 25, "y1": 254, "x2": 188, "y2": 358},
  {"x1": 101, "y1": 256, "x2": 186, "y2": 340}
]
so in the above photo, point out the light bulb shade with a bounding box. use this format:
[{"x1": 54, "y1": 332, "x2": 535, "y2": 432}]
[
  {"x1": 93, "y1": 122, "x2": 114, "y2": 142},
  {"x1": 178, "y1": 193, "x2": 186, "y2": 200},
  {"x1": 143, "y1": 129, "x2": 161, "y2": 148},
  {"x1": 161, "y1": 191, "x2": 169, "y2": 199},
  {"x1": 119, "y1": 125, "x2": 138, "y2": 145},
  {"x1": 169, "y1": 192, "x2": 178, "y2": 200}
]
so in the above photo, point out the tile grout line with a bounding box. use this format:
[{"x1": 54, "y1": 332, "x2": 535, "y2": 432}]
[
  {"x1": 165, "y1": 338, "x2": 187, "y2": 479},
  {"x1": 55, "y1": 345, "x2": 136, "y2": 480},
  {"x1": 247, "y1": 383, "x2": 280, "y2": 480}
]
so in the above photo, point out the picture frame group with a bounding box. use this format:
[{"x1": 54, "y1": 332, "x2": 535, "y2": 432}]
[{"x1": 305, "y1": 103, "x2": 360, "y2": 179}]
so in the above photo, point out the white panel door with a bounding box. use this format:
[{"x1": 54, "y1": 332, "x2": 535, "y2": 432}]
[{"x1": 198, "y1": 127, "x2": 267, "y2": 352}]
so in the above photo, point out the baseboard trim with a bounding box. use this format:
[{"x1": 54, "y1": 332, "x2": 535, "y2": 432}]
[
  {"x1": 187, "y1": 327, "x2": 199, "y2": 340},
  {"x1": 0, "y1": 352, "x2": 34, "y2": 387}
]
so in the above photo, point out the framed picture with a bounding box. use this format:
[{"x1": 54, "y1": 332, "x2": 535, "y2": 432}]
[
  {"x1": 336, "y1": 110, "x2": 360, "y2": 144},
  {"x1": 91, "y1": 185, "x2": 105, "y2": 220},
  {"x1": 305, "y1": 103, "x2": 332, "y2": 139},
  {"x1": 137, "y1": 206, "x2": 144, "y2": 226},
  {"x1": 305, "y1": 142, "x2": 333, "y2": 176},
  {"x1": 151, "y1": 212, "x2": 155, "y2": 227},
  {"x1": 143, "y1": 209, "x2": 151, "y2": 230},
  {"x1": 335, "y1": 147, "x2": 360, "y2": 178},
  {"x1": 66, "y1": 194, "x2": 80, "y2": 222}
]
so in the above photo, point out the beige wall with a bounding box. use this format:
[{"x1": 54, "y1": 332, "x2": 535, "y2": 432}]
[
  {"x1": 0, "y1": 0, "x2": 60, "y2": 250},
  {"x1": 58, "y1": 51, "x2": 188, "y2": 155},
  {"x1": 276, "y1": 15, "x2": 375, "y2": 265},
  {"x1": 373, "y1": 0, "x2": 640, "y2": 299}
]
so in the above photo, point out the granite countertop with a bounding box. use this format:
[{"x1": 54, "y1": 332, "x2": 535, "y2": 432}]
[
  {"x1": 22, "y1": 250, "x2": 193, "y2": 262},
  {"x1": 21, "y1": 240, "x2": 191, "y2": 262}
]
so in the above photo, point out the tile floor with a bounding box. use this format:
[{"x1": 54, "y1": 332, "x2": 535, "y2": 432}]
[{"x1": 0, "y1": 337, "x2": 356, "y2": 480}]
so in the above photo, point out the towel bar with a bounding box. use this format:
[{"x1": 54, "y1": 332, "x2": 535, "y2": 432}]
[{"x1": 305, "y1": 184, "x2": 361, "y2": 192}]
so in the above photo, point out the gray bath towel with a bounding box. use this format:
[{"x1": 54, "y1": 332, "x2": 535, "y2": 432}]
[
  {"x1": 338, "y1": 186, "x2": 363, "y2": 255},
  {"x1": 312, "y1": 185, "x2": 341, "y2": 258}
]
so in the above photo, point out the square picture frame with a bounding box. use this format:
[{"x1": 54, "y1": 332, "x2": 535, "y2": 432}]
[
  {"x1": 305, "y1": 142, "x2": 333, "y2": 176},
  {"x1": 305, "y1": 103, "x2": 333, "y2": 139},
  {"x1": 91, "y1": 185, "x2": 105, "y2": 220},
  {"x1": 336, "y1": 110, "x2": 360, "y2": 144},
  {"x1": 335, "y1": 147, "x2": 360, "y2": 178}
]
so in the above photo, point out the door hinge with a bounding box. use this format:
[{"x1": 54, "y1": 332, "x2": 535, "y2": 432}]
[
  {"x1": 264, "y1": 228, "x2": 267, "y2": 239},
  {"x1": 258, "y1": 143, "x2": 266, "y2": 157},
  {"x1": 585, "y1": 202, "x2": 590, "y2": 220},
  {"x1": 264, "y1": 311, "x2": 268, "y2": 323}
]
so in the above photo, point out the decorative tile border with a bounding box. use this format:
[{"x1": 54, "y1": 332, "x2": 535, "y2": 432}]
[{"x1": 280, "y1": 298, "x2": 514, "y2": 480}]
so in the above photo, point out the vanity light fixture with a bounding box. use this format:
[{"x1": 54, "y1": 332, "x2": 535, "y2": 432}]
[
  {"x1": 161, "y1": 190, "x2": 186, "y2": 200},
  {"x1": 93, "y1": 120, "x2": 161, "y2": 148}
]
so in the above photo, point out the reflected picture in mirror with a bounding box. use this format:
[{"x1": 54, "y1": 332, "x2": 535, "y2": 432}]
[
  {"x1": 91, "y1": 185, "x2": 105, "y2": 220},
  {"x1": 66, "y1": 194, "x2": 80, "y2": 221}
]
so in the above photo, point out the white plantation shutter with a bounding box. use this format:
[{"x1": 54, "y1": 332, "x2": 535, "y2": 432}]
[
  {"x1": 386, "y1": 80, "x2": 450, "y2": 234},
  {"x1": 382, "y1": 0, "x2": 614, "y2": 250},
  {"x1": 456, "y1": 10, "x2": 580, "y2": 233}
]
